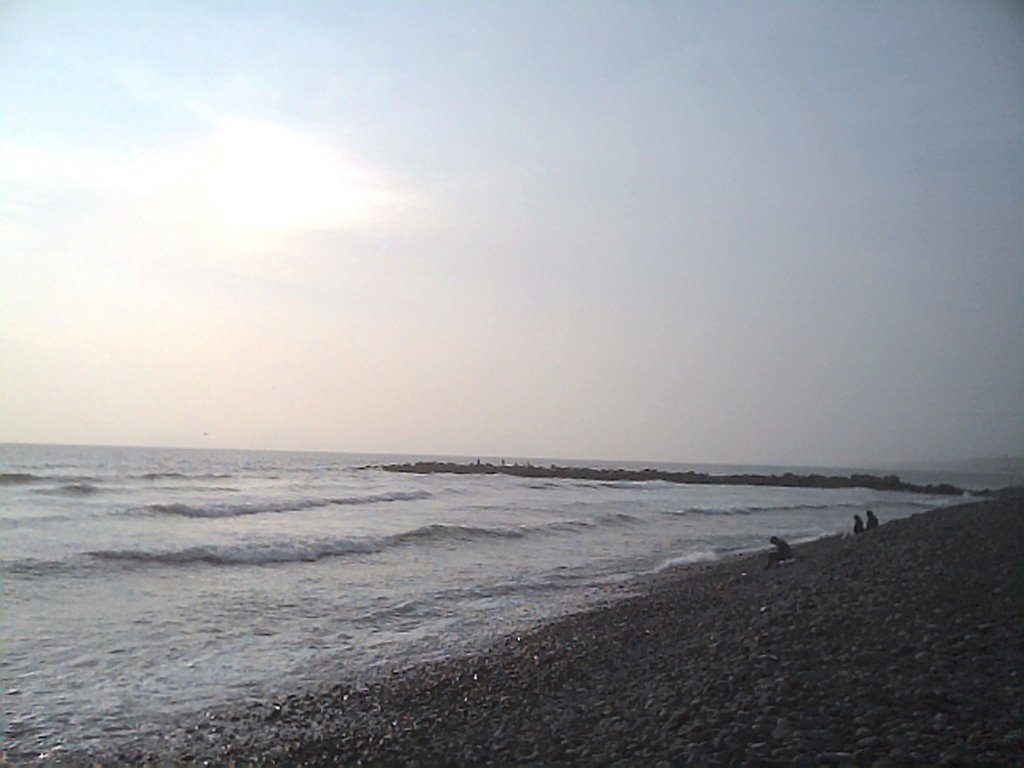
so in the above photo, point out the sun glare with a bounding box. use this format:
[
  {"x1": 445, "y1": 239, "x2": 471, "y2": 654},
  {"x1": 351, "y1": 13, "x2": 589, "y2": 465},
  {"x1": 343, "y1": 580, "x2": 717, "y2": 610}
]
[{"x1": 202, "y1": 119, "x2": 399, "y2": 241}]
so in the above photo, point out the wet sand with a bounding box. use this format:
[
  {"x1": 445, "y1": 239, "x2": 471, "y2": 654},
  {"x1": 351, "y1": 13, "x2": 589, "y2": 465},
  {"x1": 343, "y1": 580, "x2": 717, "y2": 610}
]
[{"x1": 76, "y1": 493, "x2": 1022, "y2": 766}]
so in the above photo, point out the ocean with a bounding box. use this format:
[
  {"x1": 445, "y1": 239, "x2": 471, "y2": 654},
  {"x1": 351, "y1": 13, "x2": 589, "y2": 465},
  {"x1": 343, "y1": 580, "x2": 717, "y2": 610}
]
[{"x1": 0, "y1": 443, "x2": 1003, "y2": 761}]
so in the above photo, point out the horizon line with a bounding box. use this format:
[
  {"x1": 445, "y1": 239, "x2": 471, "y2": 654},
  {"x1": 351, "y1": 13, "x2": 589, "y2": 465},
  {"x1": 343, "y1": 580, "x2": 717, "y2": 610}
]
[{"x1": 1, "y1": 439, "x2": 1020, "y2": 474}]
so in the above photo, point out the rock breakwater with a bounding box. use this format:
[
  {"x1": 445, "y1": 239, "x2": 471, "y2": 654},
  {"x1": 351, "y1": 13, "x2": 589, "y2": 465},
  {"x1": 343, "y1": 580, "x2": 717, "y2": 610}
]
[{"x1": 380, "y1": 461, "x2": 968, "y2": 495}]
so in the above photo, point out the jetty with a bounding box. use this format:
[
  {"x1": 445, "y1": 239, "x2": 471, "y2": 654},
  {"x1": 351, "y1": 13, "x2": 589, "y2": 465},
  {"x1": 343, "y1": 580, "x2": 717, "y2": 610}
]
[{"x1": 379, "y1": 460, "x2": 967, "y2": 495}]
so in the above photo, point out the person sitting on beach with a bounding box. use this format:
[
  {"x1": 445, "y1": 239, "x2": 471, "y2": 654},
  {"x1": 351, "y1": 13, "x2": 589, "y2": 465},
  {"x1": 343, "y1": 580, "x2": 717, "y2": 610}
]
[
  {"x1": 866, "y1": 510, "x2": 879, "y2": 530},
  {"x1": 765, "y1": 536, "x2": 793, "y2": 569},
  {"x1": 853, "y1": 515, "x2": 865, "y2": 534}
]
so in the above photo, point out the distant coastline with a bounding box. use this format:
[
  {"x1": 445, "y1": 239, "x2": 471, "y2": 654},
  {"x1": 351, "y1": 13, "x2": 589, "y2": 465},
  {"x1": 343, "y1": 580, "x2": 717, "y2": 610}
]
[{"x1": 379, "y1": 461, "x2": 969, "y2": 495}]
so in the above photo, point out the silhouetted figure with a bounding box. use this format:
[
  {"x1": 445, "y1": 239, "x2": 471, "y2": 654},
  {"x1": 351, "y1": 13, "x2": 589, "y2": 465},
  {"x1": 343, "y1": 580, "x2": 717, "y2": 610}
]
[
  {"x1": 853, "y1": 514, "x2": 865, "y2": 534},
  {"x1": 865, "y1": 510, "x2": 879, "y2": 530},
  {"x1": 765, "y1": 536, "x2": 793, "y2": 569}
]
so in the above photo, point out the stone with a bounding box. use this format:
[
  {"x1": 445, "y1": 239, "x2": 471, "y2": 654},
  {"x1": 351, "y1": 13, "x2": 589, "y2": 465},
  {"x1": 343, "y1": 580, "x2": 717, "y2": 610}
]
[{"x1": 772, "y1": 717, "x2": 791, "y2": 739}]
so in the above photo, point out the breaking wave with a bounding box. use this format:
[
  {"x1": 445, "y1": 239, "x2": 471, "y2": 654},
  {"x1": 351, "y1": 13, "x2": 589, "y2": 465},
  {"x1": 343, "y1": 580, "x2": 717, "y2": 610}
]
[
  {"x1": 84, "y1": 522, "x2": 529, "y2": 569},
  {"x1": 7, "y1": 509, "x2": 651, "y2": 578},
  {"x1": 0, "y1": 473, "x2": 45, "y2": 485},
  {"x1": 34, "y1": 482, "x2": 103, "y2": 496},
  {"x1": 139, "y1": 491, "x2": 432, "y2": 519},
  {"x1": 665, "y1": 500, "x2": 869, "y2": 517},
  {"x1": 393, "y1": 523, "x2": 526, "y2": 543},
  {"x1": 88, "y1": 537, "x2": 385, "y2": 566},
  {"x1": 2, "y1": 473, "x2": 102, "y2": 488},
  {"x1": 655, "y1": 547, "x2": 724, "y2": 570},
  {"x1": 595, "y1": 511, "x2": 640, "y2": 525},
  {"x1": 136, "y1": 472, "x2": 234, "y2": 481},
  {"x1": 63, "y1": 514, "x2": 644, "y2": 573},
  {"x1": 664, "y1": 495, "x2": 952, "y2": 518}
]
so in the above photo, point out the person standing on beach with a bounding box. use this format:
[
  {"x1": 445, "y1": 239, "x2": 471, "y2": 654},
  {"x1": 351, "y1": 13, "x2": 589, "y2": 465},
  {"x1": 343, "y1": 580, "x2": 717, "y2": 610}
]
[
  {"x1": 765, "y1": 536, "x2": 793, "y2": 568},
  {"x1": 853, "y1": 515, "x2": 865, "y2": 534},
  {"x1": 866, "y1": 510, "x2": 879, "y2": 530}
]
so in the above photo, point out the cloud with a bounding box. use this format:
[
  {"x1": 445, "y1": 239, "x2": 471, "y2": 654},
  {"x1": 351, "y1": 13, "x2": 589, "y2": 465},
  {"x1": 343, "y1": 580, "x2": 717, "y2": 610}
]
[
  {"x1": 198, "y1": 118, "x2": 406, "y2": 239},
  {"x1": 1, "y1": 117, "x2": 410, "y2": 272},
  {"x1": 1, "y1": 142, "x2": 182, "y2": 192}
]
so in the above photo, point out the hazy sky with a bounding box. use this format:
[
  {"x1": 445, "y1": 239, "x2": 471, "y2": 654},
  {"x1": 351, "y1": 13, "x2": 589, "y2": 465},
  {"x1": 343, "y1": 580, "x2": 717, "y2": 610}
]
[{"x1": 2, "y1": 1, "x2": 1021, "y2": 466}]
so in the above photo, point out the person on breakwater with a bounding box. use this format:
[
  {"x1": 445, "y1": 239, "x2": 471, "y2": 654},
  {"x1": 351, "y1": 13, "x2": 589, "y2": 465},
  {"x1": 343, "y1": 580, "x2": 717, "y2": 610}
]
[
  {"x1": 866, "y1": 510, "x2": 879, "y2": 530},
  {"x1": 853, "y1": 515, "x2": 865, "y2": 534},
  {"x1": 764, "y1": 536, "x2": 793, "y2": 569}
]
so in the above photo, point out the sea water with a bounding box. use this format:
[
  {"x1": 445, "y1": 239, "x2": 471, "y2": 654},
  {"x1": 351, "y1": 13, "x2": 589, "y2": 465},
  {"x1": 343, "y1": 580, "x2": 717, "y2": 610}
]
[{"x1": 0, "y1": 444, "x2": 994, "y2": 760}]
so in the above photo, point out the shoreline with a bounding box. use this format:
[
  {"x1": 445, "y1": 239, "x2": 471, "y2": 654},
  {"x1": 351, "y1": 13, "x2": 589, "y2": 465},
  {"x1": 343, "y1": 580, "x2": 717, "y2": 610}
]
[
  {"x1": 61, "y1": 494, "x2": 1022, "y2": 766},
  {"x1": 378, "y1": 460, "x2": 970, "y2": 495}
]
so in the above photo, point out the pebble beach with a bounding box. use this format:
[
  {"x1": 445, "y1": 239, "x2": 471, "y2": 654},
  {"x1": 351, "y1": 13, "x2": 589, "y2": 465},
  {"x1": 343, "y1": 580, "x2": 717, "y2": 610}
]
[{"x1": 68, "y1": 493, "x2": 1022, "y2": 766}]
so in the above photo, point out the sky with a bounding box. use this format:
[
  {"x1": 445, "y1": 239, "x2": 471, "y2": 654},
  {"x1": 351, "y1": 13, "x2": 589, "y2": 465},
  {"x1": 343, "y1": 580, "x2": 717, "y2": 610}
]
[{"x1": 1, "y1": 1, "x2": 1021, "y2": 467}]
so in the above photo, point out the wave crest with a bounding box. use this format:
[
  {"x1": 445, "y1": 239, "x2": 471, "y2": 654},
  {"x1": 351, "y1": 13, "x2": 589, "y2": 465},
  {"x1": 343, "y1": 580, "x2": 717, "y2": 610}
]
[
  {"x1": 666, "y1": 500, "x2": 869, "y2": 517},
  {"x1": 136, "y1": 472, "x2": 234, "y2": 481},
  {"x1": 35, "y1": 482, "x2": 102, "y2": 496},
  {"x1": 0, "y1": 473, "x2": 44, "y2": 485},
  {"x1": 139, "y1": 491, "x2": 432, "y2": 519},
  {"x1": 88, "y1": 537, "x2": 384, "y2": 566},
  {"x1": 393, "y1": 523, "x2": 525, "y2": 544},
  {"x1": 76, "y1": 519, "x2": 540, "y2": 571},
  {"x1": 82, "y1": 521, "x2": 527, "y2": 569}
]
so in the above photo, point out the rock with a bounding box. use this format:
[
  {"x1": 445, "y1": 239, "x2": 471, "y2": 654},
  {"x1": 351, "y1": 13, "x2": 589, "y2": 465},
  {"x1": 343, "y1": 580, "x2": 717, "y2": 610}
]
[
  {"x1": 859, "y1": 735, "x2": 882, "y2": 751},
  {"x1": 820, "y1": 751, "x2": 853, "y2": 765},
  {"x1": 771, "y1": 717, "x2": 791, "y2": 739}
]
